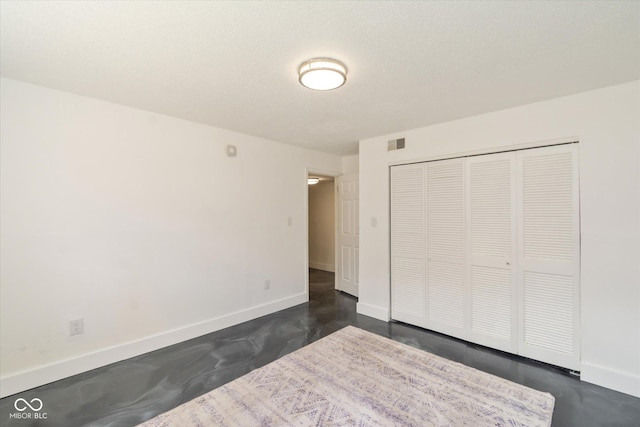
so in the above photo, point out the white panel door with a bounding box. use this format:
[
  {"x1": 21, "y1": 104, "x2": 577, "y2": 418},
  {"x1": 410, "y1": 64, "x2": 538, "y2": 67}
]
[
  {"x1": 517, "y1": 144, "x2": 580, "y2": 370},
  {"x1": 336, "y1": 173, "x2": 359, "y2": 297},
  {"x1": 466, "y1": 153, "x2": 517, "y2": 353},
  {"x1": 425, "y1": 159, "x2": 466, "y2": 339},
  {"x1": 390, "y1": 164, "x2": 427, "y2": 327}
]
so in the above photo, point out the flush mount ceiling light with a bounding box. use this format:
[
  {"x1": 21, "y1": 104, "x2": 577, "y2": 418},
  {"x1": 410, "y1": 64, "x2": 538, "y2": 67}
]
[
  {"x1": 308, "y1": 177, "x2": 320, "y2": 185},
  {"x1": 298, "y1": 58, "x2": 347, "y2": 91}
]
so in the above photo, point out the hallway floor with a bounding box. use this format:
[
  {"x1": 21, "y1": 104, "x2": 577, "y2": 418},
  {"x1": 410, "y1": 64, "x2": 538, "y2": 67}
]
[{"x1": 1, "y1": 269, "x2": 639, "y2": 426}]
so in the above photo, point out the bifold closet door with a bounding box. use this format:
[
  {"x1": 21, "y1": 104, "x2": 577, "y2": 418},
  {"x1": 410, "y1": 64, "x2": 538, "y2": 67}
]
[
  {"x1": 390, "y1": 159, "x2": 467, "y2": 338},
  {"x1": 390, "y1": 164, "x2": 427, "y2": 327},
  {"x1": 517, "y1": 144, "x2": 580, "y2": 370},
  {"x1": 466, "y1": 153, "x2": 517, "y2": 353}
]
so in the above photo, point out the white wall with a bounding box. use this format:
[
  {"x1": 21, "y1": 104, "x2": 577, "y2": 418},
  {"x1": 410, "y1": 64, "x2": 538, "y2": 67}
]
[
  {"x1": 358, "y1": 81, "x2": 640, "y2": 397},
  {"x1": 341, "y1": 154, "x2": 359, "y2": 174},
  {"x1": 0, "y1": 78, "x2": 342, "y2": 397},
  {"x1": 308, "y1": 181, "x2": 335, "y2": 272}
]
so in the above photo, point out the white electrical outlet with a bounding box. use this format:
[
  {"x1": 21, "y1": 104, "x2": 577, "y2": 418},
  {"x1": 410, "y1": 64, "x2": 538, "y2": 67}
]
[
  {"x1": 264, "y1": 279, "x2": 270, "y2": 290},
  {"x1": 69, "y1": 318, "x2": 84, "y2": 336}
]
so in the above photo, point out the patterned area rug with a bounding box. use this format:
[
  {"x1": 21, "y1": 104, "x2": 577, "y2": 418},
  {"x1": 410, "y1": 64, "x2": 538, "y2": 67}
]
[{"x1": 138, "y1": 326, "x2": 554, "y2": 426}]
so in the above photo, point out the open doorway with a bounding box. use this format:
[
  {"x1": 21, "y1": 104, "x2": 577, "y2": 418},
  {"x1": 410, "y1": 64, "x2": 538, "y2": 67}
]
[
  {"x1": 307, "y1": 174, "x2": 335, "y2": 300},
  {"x1": 308, "y1": 175, "x2": 335, "y2": 273}
]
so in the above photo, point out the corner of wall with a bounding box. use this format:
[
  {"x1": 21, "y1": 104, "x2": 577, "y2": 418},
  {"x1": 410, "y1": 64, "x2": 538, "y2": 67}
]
[
  {"x1": 341, "y1": 154, "x2": 359, "y2": 174},
  {"x1": 581, "y1": 362, "x2": 640, "y2": 398},
  {"x1": 356, "y1": 302, "x2": 389, "y2": 322}
]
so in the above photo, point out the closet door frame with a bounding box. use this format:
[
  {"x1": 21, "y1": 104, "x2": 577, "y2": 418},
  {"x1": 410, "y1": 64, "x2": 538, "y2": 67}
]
[{"x1": 389, "y1": 141, "x2": 580, "y2": 371}]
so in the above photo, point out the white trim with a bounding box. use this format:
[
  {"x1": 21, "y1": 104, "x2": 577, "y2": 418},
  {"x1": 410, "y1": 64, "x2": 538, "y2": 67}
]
[
  {"x1": 356, "y1": 302, "x2": 389, "y2": 321},
  {"x1": 387, "y1": 136, "x2": 579, "y2": 167},
  {"x1": 306, "y1": 167, "x2": 341, "y2": 179},
  {"x1": 0, "y1": 293, "x2": 308, "y2": 398},
  {"x1": 581, "y1": 361, "x2": 640, "y2": 398},
  {"x1": 309, "y1": 261, "x2": 335, "y2": 272}
]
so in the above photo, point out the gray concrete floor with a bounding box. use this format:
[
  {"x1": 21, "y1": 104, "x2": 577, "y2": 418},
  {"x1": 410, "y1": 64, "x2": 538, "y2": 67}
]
[{"x1": 1, "y1": 269, "x2": 639, "y2": 426}]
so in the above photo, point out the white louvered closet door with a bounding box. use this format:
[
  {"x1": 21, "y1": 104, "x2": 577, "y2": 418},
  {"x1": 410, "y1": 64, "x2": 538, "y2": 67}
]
[
  {"x1": 517, "y1": 144, "x2": 580, "y2": 370},
  {"x1": 466, "y1": 153, "x2": 517, "y2": 353},
  {"x1": 425, "y1": 159, "x2": 466, "y2": 339},
  {"x1": 390, "y1": 164, "x2": 427, "y2": 327}
]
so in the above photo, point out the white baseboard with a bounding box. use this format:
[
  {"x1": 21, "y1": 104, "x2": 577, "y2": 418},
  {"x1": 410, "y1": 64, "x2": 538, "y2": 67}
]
[
  {"x1": 356, "y1": 302, "x2": 389, "y2": 322},
  {"x1": 581, "y1": 361, "x2": 640, "y2": 398},
  {"x1": 309, "y1": 261, "x2": 335, "y2": 272},
  {"x1": 0, "y1": 293, "x2": 308, "y2": 398}
]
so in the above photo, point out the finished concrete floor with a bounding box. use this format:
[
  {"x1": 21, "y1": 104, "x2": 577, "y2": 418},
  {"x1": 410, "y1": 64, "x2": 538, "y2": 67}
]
[{"x1": 1, "y1": 269, "x2": 639, "y2": 426}]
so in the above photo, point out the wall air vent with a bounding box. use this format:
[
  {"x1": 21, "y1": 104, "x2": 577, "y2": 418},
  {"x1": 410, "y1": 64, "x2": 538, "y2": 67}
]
[{"x1": 388, "y1": 138, "x2": 406, "y2": 151}]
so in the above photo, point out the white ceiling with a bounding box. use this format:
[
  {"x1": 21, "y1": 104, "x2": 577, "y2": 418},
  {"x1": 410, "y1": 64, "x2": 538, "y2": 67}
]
[{"x1": 1, "y1": 1, "x2": 639, "y2": 156}]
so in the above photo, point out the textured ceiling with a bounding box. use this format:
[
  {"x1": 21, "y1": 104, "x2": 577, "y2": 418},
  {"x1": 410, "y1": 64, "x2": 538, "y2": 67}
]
[{"x1": 1, "y1": 1, "x2": 639, "y2": 155}]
